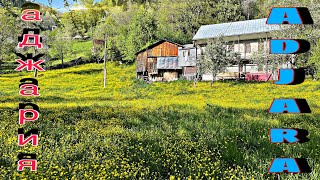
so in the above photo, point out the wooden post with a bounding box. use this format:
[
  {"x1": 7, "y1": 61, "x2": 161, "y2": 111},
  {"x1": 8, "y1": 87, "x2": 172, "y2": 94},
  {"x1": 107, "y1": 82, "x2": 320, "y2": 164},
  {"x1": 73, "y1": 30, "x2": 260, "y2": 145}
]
[
  {"x1": 194, "y1": 41, "x2": 198, "y2": 88},
  {"x1": 238, "y1": 35, "x2": 240, "y2": 79},
  {"x1": 266, "y1": 33, "x2": 270, "y2": 78},
  {"x1": 103, "y1": 33, "x2": 107, "y2": 88},
  {"x1": 92, "y1": 23, "x2": 96, "y2": 61}
]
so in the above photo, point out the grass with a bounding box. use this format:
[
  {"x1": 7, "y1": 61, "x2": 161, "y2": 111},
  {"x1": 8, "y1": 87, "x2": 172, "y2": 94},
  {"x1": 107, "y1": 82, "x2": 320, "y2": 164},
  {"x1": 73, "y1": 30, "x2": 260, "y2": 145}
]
[
  {"x1": 0, "y1": 41, "x2": 93, "y2": 70},
  {"x1": 0, "y1": 63, "x2": 319, "y2": 179},
  {"x1": 49, "y1": 40, "x2": 93, "y2": 66}
]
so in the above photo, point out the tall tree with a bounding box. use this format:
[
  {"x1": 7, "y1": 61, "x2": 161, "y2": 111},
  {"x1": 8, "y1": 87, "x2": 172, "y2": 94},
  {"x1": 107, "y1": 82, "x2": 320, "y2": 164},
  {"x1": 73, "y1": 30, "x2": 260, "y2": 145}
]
[
  {"x1": 49, "y1": 28, "x2": 73, "y2": 66},
  {"x1": 255, "y1": 0, "x2": 320, "y2": 78},
  {"x1": 0, "y1": 8, "x2": 18, "y2": 65},
  {"x1": 202, "y1": 37, "x2": 240, "y2": 87},
  {"x1": 120, "y1": 5, "x2": 157, "y2": 62},
  {"x1": 241, "y1": 0, "x2": 259, "y2": 19},
  {"x1": 156, "y1": 0, "x2": 204, "y2": 44}
]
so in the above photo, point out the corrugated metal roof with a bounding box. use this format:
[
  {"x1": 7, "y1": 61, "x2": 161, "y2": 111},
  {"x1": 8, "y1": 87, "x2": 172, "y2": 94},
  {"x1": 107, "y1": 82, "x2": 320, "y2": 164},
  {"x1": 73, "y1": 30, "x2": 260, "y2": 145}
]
[{"x1": 193, "y1": 18, "x2": 282, "y2": 40}]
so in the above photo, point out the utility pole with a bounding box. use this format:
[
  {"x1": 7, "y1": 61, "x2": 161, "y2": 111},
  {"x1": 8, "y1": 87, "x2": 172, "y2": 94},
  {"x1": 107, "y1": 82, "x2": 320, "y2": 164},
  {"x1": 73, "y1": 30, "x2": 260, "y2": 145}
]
[{"x1": 103, "y1": 33, "x2": 107, "y2": 88}]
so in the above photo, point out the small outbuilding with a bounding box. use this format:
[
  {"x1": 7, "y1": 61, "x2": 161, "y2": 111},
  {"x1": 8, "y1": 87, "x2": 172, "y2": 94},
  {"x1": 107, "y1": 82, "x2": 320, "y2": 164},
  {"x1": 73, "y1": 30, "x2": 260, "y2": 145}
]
[{"x1": 136, "y1": 40, "x2": 183, "y2": 81}]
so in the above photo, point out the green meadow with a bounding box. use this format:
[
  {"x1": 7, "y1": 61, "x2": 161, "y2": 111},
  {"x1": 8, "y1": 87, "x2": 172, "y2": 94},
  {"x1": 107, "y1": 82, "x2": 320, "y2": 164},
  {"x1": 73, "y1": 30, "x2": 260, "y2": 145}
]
[{"x1": 0, "y1": 63, "x2": 319, "y2": 179}]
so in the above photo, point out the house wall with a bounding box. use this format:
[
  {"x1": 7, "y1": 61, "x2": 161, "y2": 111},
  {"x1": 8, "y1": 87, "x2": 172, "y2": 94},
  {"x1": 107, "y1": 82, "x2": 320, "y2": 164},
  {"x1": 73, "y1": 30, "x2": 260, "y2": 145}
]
[
  {"x1": 146, "y1": 42, "x2": 179, "y2": 57},
  {"x1": 233, "y1": 41, "x2": 268, "y2": 59},
  {"x1": 195, "y1": 34, "x2": 273, "y2": 81},
  {"x1": 194, "y1": 32, "x2": 271, "y2": 45},
  {"x1": 163, "y1": 71, "x2": 179, "y2": 81},
  {"x1": 197, "y1": 39, "x2": 269, "y2": 59},
  {"x1": 147, "y1": 57, "x2": 157, "y2": 74},
  {"x1": 181, "y1": 67, "x2": 197, "y2": 80},
  {"x1": 178, "y1": 48, "x2": 197, "y2": 67},
  {"x1": 183, "y1": 67, "x2": 197, "y2": 75},
  {"x1": 136, "y1": 51, "x2": 147, "y2": 72},
  {"x1": 137, "y1": 42, "x2": 180, "y2": 73},
  {"x1": 136, "y1": 41, "x2": 181, "y2": 81}
]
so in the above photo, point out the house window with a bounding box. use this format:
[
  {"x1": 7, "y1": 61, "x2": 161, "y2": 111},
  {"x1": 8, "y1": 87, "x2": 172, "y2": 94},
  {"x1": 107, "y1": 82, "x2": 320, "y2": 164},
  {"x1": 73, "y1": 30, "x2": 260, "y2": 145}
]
[
  {"x1": 183, "y1": 50, "x2": 190, "y2": 57},
  {"x1": 245, "y1": 43, "x2": 251, "y2": 53},
  {"x1": 201, "y1": 47, "x2": 206, "y2": 55}
]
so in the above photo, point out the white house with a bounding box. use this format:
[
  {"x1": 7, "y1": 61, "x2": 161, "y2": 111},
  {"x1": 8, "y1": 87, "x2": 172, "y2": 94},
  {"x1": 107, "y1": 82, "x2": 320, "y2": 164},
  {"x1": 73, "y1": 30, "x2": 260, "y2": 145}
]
[{"x1": 191, "y1": 18, "x2": 283, "y2": 81}]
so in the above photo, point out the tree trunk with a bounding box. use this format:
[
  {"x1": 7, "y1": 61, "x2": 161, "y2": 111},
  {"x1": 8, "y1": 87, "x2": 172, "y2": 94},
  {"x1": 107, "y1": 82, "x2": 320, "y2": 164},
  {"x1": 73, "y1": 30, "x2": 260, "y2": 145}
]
[
  {"x1": 103, "y1": 33, "x2": 107, "y2": 88},
  {"x1": 61, "y1": 52, "x2": 64, "y2": 67},
  {"x1": 210, "y1": 75, "x2": 215, "y2": 87},
  {"x1": 210, "y1": 79, "x2": 214, "y2": 87}
]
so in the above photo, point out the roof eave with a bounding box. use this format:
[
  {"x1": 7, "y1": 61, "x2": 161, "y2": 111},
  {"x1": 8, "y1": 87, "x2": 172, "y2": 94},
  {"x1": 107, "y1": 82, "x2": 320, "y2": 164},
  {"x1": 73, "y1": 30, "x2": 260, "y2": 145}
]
[{"x1": 192, "y1": 30, "x2": 280, "y2": 41}]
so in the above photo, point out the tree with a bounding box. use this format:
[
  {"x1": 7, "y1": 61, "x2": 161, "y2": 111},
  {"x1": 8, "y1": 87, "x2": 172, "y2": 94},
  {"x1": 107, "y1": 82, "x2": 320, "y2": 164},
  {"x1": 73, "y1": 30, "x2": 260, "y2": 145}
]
[
  {"x1": 241, "y1": 0, "x2": 259, "y2": 19},
  {"x1": 94, "y1": 14, "x2": 119, "y2": 61},
  {"x1": 156, "y1": 0, "x2": 246, "y2": 45},
  {"x1": 201, "y1": 0, "x2": 245, "y2": 24},
  {"x1": 202, "y1": 37, "x2": 240, "y2": 87},
  {"x1": 0, "y1": 8, "x2": 18, "y2": 65},
  {"x1": 308, "y1": 39, "x2": 320, "y2": 79},
  {"x1": 156, "y1": 0, "x2": 204, "y2": 44},
  {"x1": 255, "y1": 0, "x2": 320, "y2": 79},
  {"x1": 49, "y1": 28, "x2": 73, "y2": 66},
  {"x1": 116, "y1": 4, "x2": 157, "y2": 62}
]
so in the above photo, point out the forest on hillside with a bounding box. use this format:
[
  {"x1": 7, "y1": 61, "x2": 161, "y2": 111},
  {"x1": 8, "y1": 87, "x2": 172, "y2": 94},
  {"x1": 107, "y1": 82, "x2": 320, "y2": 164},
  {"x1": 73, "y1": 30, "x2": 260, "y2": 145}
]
[
  {"x1": 0, "y1": 0, "x2": 320, "y2": 74},
  {"x1": 57, "y1": 0, "x2": 265, "y2": 62}
]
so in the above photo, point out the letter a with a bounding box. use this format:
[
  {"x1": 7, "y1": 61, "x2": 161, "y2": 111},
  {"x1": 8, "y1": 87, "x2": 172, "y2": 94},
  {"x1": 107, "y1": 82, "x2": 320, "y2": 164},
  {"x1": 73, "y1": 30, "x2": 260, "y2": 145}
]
[
  {"x1": 274, "y1": 68, "x2": 305, "y2": 85},
  {"x1": 269, "y1": 99, "x2": 311, "y2": 113},
  {"x1": 269, "y1": 158, "x2": 311, "y2": 173},
  {"x1": 267, "y1": 7, "x2": 313, "y2": 24},
  {"x1": 21, "y1": 10, "x2": 42, "y2": 21},
  {"x1": 269, "y1": 158, "x2": 300, "y2": 173},
  {"x1": 19, "y1": 84, "x2": 40, "y2": 96}
]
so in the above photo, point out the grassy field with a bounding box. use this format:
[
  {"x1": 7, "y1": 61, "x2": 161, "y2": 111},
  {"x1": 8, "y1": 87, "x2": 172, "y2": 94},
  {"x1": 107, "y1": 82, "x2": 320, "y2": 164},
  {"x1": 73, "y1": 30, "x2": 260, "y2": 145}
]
[
  {"x1": 0, "y1": 41, "x2": 93, "y2": 72},
  {"x1": 49, "y1": 40, "x2": 93, "y2": 66},
  {"x1": 0, "y1": 63, "x2": 319, "y2": 179}
]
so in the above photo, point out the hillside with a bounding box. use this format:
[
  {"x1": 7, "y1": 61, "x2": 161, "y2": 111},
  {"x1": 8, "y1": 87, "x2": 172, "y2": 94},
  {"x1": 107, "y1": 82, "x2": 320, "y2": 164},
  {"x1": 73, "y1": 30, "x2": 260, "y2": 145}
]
[{"x1": 0, "y1": 63, "x2": 320, "y2": 179}]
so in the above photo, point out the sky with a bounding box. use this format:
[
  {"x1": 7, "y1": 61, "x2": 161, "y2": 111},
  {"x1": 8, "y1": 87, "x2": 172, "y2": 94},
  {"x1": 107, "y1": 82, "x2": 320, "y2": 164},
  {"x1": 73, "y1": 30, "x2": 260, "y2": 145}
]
[{"x1": 34, "y1": 0, "x2": 100, "y2": 12}]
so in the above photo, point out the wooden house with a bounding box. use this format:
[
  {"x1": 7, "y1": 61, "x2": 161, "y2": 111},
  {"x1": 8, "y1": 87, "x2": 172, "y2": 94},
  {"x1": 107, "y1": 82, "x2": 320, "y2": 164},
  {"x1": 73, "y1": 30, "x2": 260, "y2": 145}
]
[
  {"x1": 136, "y1": 40, "x2": 182, "y2": 81},
  {"x1": 192, "y1": 18, "x2": 283, "y2": 81}
]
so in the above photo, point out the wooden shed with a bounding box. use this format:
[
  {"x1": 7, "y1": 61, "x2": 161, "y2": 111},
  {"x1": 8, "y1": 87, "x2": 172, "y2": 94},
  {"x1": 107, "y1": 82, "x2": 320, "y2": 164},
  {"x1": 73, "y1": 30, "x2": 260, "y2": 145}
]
[{"x1": 136, "y1": 40, "x2": 182, "y2": 81}]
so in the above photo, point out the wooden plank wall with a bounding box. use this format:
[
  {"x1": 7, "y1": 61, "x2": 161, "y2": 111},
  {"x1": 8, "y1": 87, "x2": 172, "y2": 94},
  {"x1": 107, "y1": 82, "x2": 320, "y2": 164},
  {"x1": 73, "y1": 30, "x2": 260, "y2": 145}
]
[
  {"x1": 136, "y1": 41, "x2": 179, "y2": 72},
  {"x1": 149, "y1": 42, "x2": 178, "y2": 57},
  {"x1": 136, "y1": 51, "x2": 147, "y2": 72}
]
